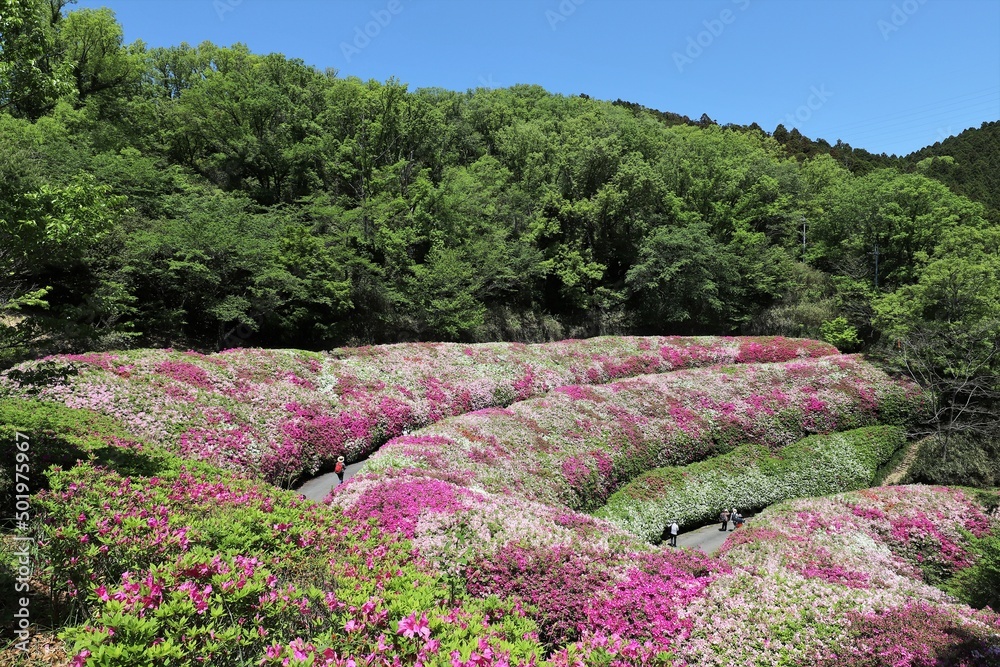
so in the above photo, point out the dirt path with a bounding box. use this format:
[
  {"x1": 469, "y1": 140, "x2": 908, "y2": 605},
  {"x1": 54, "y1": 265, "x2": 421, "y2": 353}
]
[
  {"x1": 882, "y1": 437, "x2": 929, "y2": 486},
  {"x1": 295, "y1": 460, "x2": 367, "y2": 503}
]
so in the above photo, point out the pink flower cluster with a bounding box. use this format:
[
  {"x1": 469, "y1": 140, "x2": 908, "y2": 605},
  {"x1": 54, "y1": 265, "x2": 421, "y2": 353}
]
[
  {"x1": 40, "y1": 463, "x2": 549, "y2": 666},
  {"x1": 465, "y1": 543, "x2": 728, "y2": 650},
  {"x1": 356, "y1": 355, "x2": 923, "y2": 510},
  {"x1": 682, "y1": 485, "x2": 1000, "y2": 665},
  {"x1": 1, "y1": 337, "x2": 834, "y2": 483}
]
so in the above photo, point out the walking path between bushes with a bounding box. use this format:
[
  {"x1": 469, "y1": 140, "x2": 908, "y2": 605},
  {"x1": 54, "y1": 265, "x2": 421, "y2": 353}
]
[
  {"x1": 299, "y1": 461, "x2": 750, "y2": 557},
  {"x1": 881, "y1": 437, "x2": 928, "y2": 486},
  {"x1": 296, "y1": 460, "x2": 367, "y2": 503},
  {"x1": 674, "y1": 514, "x2": 755, "y2": 555}
]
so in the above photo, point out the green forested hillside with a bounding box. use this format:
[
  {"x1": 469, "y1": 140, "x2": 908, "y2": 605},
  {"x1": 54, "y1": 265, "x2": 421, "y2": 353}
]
[
  {"x1": 762, "y1": 118, "x2": 1000, "y2": 217},
  {"x1": 1, "y1": 1, "x2": 998, "y2": 385},
  {"x1": 907, "y1": 121, "x2": 1000, "y2": 218}
]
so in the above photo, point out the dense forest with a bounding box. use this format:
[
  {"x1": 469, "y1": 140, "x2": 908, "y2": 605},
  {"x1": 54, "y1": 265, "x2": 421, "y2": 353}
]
[{"x1": 2, "y1": 2, "x2": 1000, "y2": 472}]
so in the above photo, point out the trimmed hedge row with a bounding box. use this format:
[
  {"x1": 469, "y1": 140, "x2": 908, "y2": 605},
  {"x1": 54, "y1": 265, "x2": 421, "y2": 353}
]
[
  {"x1": 363, "y1": 356, "x2": 924, "y2": 510},
  {"x1": 595, "y1": 425, "x2": 908, "y2": 543},
  {"x1": 0, "y1": 337, "x2": 837, "y2": 484}
]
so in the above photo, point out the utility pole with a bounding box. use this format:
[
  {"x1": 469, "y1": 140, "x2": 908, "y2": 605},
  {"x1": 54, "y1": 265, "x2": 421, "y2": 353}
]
[
  {"x1": 871, "y1": 243, "x2": 880, "y2": 290},
  {"x1": 800, "y1": 216, "x2": 806, "y2": 256}
]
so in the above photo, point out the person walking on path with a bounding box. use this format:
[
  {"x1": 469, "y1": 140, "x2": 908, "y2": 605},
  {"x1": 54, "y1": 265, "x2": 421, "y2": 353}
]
[
  {"x1": 719, "y1": 509, "x2": 730, "y2": 531},
  {"x1": 334, "y1": 456, "x2": 346, "y2": 485},
  {"x1": 669, "y1": 520, "x2": 679, "y2": 547},
  {"x1": 733, "y1": 511, "x2": 744, "y2": 529}
]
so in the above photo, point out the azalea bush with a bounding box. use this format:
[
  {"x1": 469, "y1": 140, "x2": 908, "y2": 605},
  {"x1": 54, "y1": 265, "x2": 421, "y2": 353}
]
[
  {"x1": 464, "y1": 543, "x2": 726, "y2": 652},
  {"x1": 0, "y1": 397, "x2": 178, "y2": 504},
  {"x1": 7, "y1": 335, "x2": 993, "y2": 667},
  {"x1": 0, "y1": 337, "x2": 835, "y2": 485},
  {"x1": 679, "y1": 486, "x2": 1000, "y2": 666},
  {"x1": 354, "y1": 355, "x2": 925, "y2": 510},
  {"x1": 597, "y1": 425, "x2": 909, "y2": 542},
  {"x1": 34, "y1": 463, "x2": 549, "y2": 667},
  {"x1": 946, "y1": 523, "x2": 1000, "y2": 612}
]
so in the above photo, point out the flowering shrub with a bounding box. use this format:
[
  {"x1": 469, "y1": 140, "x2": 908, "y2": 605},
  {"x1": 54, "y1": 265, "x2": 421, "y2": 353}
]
[
  {"x1": 8, "y1": 336, "x2": 994, "y2": 666},
  {"x1": 465, "y1": 544, "x2": 612, "y2": 647},
  {"x1": 333, "y1": 469, "x2": 641, "y2": 569},
  {"x1": 465, "y1": 544, "x2": 726, "y2": 652},
  {"x1": 815, "y1": 601, "x2": 1000, "y2": 667},
  {"x1": 0, "y1": 337, "x2": 835, "y2": 484},
  {"x1": 0, "y1": 397, "x2": 178, "y2": 506},
  {"x1": 678, "y1": 486, "x2": 1000, "y2": 666},
  {"x1": 36, "y1": 463, "x2": 549, "y2": 666},
  {"x1": 597, "y1": 425, "x2": 909, "y2": 542},
  {"x1": 358, "y1": 356, "x2": 924, "y2": 510}
]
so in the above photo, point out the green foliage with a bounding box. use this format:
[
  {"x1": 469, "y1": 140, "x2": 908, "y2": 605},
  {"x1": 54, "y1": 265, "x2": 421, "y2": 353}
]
[
  {"x1": 0, "y1": 397, "x2": 177, "y2": 501},
  {"x1": 752, "y1": 262, "x2": 839, "y2": 339},
  {"x1": 907, "y1": 121, "x2": 1000, "y2": 220},
  {"x1": 820, "y1": 317, "x2": 862, "y2": 352},
  {"x1": 36, "y1": 463, "x2": 548, "y2": 666},
  {"x1": 1, "y1": 1, "x2": 999, "y2": 359},
  {"x1": 906, "y1": 434, "x2": 1000, "y2": 488},
  {"x1": 0, "y1": 0, "x2": 74, "y2": 119},
  {"x1": 597, "y1": 426, "x2": 908, "y2": 543},
  {"x1": 873, "y1": 227, "x2": 1000, "y2": 453}
]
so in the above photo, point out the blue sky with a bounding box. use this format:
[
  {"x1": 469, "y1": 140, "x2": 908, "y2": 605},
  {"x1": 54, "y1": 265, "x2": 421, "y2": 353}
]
[{"x1": 74, "y1": 0, "x2": 1000, "y2": 156}]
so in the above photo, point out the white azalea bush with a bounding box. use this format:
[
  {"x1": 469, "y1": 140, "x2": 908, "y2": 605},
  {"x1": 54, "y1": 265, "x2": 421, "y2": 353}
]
[
  {"x1": 0, "y1": 336, "x2": 832, "y2": 484},
  {"x1": 597, "y1": 426, "x2": 908, "y2": 542},
  {"x1": 677, "y1": 486, "x2": 1000, "y2": 666},
  {"x1": 360, "y1": 356, "x2": 924, "y2": 510}
]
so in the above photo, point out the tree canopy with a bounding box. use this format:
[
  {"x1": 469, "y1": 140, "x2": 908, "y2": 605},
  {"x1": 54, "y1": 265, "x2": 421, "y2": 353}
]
[{"x1": 1, "y1": 0, "x2": 998, "y2": 381}]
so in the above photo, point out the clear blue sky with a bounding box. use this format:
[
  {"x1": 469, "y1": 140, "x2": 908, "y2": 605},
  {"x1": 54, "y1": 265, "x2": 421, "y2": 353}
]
[{"x1": 74, "y1": 0, "x2": 1000, "y2": 157}]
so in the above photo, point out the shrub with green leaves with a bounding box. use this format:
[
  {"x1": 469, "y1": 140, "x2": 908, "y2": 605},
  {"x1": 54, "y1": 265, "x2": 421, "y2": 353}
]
[
  {"x1": 0, "y1": 397, "x2": 177, "y2": 509},
  {"x1": 906, "y1": 434, "x2": 1000, "y2": 488},
  {"x1": 596, "y1": 426, "x2": 908, "y2": 543},
  {"x1": 35, "y1": 463, "x2": 548, "y2": 666}
]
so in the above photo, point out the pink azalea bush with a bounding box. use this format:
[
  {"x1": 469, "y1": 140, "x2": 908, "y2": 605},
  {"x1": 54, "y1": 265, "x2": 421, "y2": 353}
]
[
  {"x1": 677, "y1": 485, "x2": 1000, "y2": 666},
  {"x1": 814, "y1": 601, "x2": 1000, "y2": 667},
  {"x1": 465, "y1": 544, "x2": 726, "y2": 651},
  {"x1": 352, "y1": 355, "x2": 924, "y2": 511},
  {"x1": 37, "y1": 462, "x2": 550, "y2": 666},
  {"x1": 0, "y1": 337, "x2": 835, "y2": 484}
]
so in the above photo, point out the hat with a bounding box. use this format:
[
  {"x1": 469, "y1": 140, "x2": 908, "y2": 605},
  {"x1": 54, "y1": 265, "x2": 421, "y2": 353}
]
[{"x1": 337, "y1": 456, "x2": 345, "y2": 462}]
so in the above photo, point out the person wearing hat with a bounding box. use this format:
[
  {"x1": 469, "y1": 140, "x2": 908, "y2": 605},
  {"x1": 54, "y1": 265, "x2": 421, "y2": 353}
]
[{"x1": 335, "y1": 456, "x2": 346, "y2": 484}]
